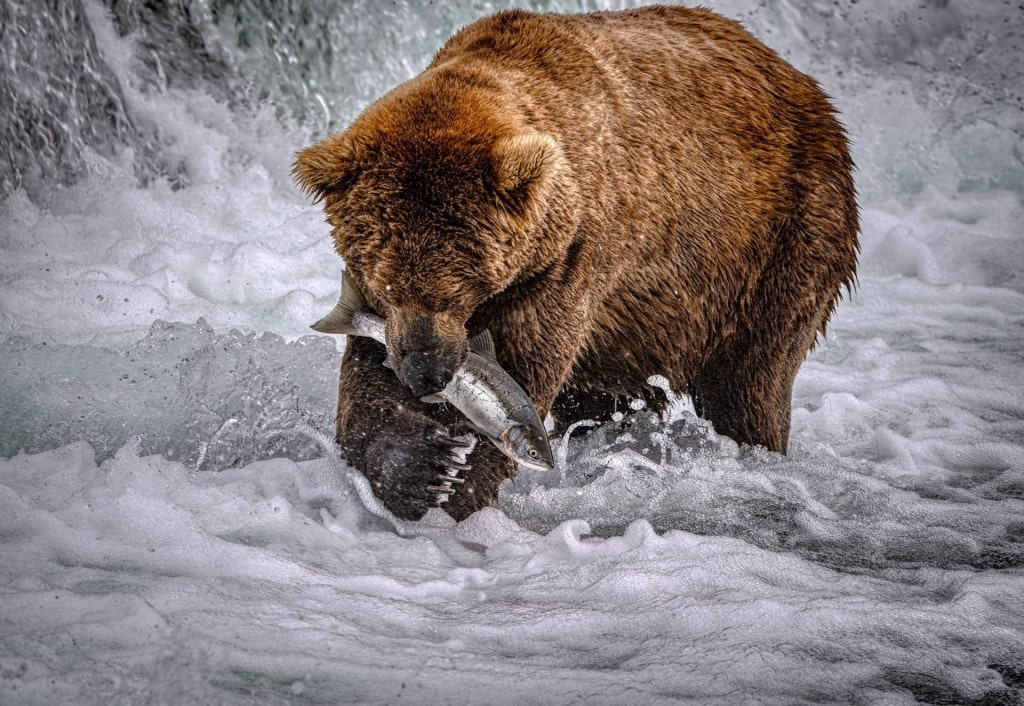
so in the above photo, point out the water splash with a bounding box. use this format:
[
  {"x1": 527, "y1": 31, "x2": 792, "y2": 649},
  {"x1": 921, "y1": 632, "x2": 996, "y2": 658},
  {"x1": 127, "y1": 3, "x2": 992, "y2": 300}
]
[{"x1": 0, "y1": 319, "x2": 341, "y2": 468}]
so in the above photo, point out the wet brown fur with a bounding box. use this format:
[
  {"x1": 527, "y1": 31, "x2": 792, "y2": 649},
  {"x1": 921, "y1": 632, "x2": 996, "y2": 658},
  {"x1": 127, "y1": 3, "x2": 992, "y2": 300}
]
[{"x1": 295, "y1": 6, "x2": 859, "y2": 521}]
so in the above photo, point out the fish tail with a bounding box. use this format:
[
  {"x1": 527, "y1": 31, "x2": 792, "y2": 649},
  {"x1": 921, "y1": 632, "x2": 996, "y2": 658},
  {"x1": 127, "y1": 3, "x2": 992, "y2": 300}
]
[{"x1": 310, "y1": 269, "x2": 367, "y2": 335}]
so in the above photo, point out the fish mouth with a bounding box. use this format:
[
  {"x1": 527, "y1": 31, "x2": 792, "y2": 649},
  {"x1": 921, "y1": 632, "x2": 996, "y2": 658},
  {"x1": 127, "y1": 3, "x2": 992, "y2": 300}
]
[
  {"x1": 498, "y1": 426, "x2": 554, "y2": 472},
  {"x1": 515, "y1": 456, "x2": 554, "y2": 472}
]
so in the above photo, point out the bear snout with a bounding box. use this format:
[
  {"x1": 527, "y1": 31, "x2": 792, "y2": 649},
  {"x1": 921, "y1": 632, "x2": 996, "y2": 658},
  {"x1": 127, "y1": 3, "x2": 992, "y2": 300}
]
[
  {"x1": 386, "y1": 309, "x2": 468, "y2": 398},
  {"x1": 401, "y1": 350, "x2": 455, "y2": 397}
]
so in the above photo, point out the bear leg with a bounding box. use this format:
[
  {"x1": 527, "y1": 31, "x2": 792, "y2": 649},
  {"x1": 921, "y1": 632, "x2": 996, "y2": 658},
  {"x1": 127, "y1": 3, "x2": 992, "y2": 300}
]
[
  {"x1": 690, "y1": 322, "x2": 814, "y2": 454},
  {"x1": 335, "y1": 336, "x2": 516, "y2": 521},
  {"x1": 691, "y1": 362, "x2": 793, "y2": 453}
]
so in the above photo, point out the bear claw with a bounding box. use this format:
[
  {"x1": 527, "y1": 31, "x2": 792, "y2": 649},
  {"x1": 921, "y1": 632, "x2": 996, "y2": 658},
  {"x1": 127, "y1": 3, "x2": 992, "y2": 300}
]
[
  {"x1": 429, "y1": 442, "x2": 473, "y2": 506},
  {"x1": 433, "y1": 432, "x2": 473, "y2": 449},
  {"x1": 430, "y1": 482, "x2": 457, "y2": 505}
]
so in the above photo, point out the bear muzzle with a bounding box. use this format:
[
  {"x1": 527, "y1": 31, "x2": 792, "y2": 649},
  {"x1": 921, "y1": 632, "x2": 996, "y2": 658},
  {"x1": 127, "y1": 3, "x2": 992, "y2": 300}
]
[
  {"x1": 385, "y1": 309, "x2": 469, "y2": 398},
  {"x1": 400, "y1": 349, "x2": 455, "y2": 398}
]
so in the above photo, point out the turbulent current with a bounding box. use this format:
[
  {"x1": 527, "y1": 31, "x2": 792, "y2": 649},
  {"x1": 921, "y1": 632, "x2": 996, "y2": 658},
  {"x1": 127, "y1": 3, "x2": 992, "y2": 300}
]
[{"x1": 1, "y1": 1, "x2": 1023, "y2": 704}]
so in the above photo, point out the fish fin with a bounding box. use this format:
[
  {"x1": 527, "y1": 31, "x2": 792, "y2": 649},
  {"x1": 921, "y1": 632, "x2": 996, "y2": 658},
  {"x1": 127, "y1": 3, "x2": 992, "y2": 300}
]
[
  {"x1": 468, "y1": 329, "x2": 497, "y2": 359},
  {"x1": 310, "y1": 269, "x2": 366, "y2": 335}
]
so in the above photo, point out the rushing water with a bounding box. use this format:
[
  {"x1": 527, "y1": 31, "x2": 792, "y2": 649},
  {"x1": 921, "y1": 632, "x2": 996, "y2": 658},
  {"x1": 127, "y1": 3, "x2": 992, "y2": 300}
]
[{"x1": 1, "y1": 1, "x2": 1023, "y2": 704}]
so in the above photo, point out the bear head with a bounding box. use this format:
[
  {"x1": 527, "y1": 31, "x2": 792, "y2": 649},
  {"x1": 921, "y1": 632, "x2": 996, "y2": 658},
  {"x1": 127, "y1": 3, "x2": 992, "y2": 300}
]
[{"x1": 294, "y1": 74, "x2": 570, "y2": 397}]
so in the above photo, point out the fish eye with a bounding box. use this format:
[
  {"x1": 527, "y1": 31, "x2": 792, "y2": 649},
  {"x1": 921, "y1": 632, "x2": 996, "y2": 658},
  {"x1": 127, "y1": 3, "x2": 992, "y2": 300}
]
[{"x1": 528, "y1": 449, "x2": 538, "y2": 458}]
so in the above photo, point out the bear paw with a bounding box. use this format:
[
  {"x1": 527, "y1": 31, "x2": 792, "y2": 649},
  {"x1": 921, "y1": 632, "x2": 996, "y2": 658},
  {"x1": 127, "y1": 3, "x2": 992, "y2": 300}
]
[{"x1": 361, "y1": 414, "x2": 478, "y2": 521}]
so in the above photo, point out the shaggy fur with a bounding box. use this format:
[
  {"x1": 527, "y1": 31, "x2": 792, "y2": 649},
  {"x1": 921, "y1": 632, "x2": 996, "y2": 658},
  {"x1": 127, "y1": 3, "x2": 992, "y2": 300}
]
[{"x1": 295, "y1": 6, "x2": 859, "y2": 521}]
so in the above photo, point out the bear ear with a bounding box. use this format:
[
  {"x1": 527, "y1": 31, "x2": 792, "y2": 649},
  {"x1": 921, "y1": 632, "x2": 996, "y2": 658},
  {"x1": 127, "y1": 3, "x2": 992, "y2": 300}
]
[
  {"x1": 292, "y1": 134, "x2": 363, "y2": 202},
  {"x1": 490, "y1": 133, "x2": 564, "y2": 209}
]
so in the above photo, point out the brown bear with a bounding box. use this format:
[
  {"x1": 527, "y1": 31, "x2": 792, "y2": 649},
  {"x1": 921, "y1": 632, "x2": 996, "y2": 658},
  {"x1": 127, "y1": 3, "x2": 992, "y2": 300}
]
[{"x1": 294, "y1": 6, "x2": 859, "y2": 521}]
